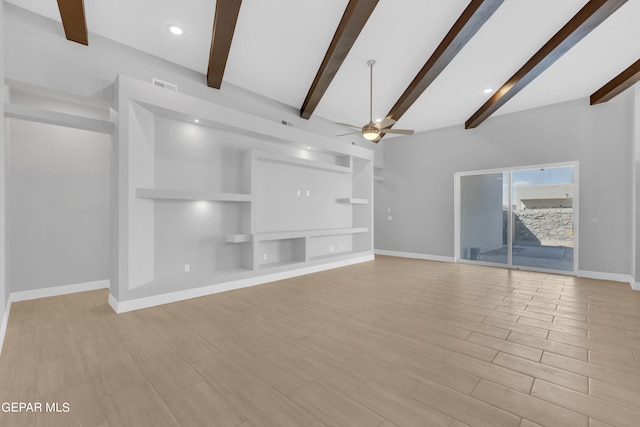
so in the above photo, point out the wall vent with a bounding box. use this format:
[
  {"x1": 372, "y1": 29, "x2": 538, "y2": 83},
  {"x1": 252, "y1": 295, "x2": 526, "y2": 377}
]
[
  {"x1": 152, "y1": 78, "x2": 178, "y2": 91},
  {"x1": 281, "y1": 120, "x2": 293, "y2": 127}
]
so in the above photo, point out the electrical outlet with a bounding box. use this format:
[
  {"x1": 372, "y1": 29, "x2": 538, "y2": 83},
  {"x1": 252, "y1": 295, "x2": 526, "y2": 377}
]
[
  {"x1": 184, "y1": 264, "x2": 190, "y2": 272},
  {"x1": 306, "y1": 190, "x2": 310, "y2": 197},
  {"x1": 297, "y1": 190, "x2": 301, "y2": 196},
  {"x1": 329, "y1": 246, "x2": 335, "y2": 252},
  {"x1": 339, "y1": 245, "x2": 343, "y2": 251},
  {"x1": 388, "y1": 215, "x2": 393, "y2": 221},
  {"x1": 263, "y1": 253, "x2": 267, "y2": 261}
]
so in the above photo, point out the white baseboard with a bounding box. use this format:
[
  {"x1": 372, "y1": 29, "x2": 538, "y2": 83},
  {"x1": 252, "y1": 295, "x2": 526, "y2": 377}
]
[
  {"x1": 9, "y1": 279, "x2": 110, "y2": 303},
  {"x1": 0, "y1": 300, "x2": 10, "y2": 355},
  {"x1": 375, "y1": 249, "x2": 455, "y2": 263},
  {"x1": 631, "y1": 281, "x2": 640, "y2": 291},
  {"x1": 110, "y1": 255, "x2": 375, "y2": 313},
  {"x1": 577, "y1": 270, "x2": 633, "y2": 284}
]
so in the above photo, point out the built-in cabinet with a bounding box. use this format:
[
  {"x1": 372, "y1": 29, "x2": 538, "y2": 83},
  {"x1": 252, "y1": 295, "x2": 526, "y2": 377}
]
[{"x1": 114, "y1": 75, "x2": 374, "y2": 310}]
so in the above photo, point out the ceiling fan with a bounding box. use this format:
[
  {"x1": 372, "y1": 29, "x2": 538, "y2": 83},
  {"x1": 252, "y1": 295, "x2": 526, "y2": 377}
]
[{"x1": 337, "y1": 60, "x2": 414, "y2": 143}]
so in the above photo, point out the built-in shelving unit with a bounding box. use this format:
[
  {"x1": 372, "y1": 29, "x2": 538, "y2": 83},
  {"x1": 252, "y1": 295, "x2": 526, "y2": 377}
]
[{"x1": 113, "y1": 75, "x2": 374, "y2": 312}]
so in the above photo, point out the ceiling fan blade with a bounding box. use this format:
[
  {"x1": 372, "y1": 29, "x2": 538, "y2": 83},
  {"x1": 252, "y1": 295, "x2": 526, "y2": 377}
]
[
  {"x1": 335, "y1": 122, "x2": 362, "y2": 129},
  {"x1": 374, "y1": 118, "x2": 396, "y2": 129},
  {"x1": 379, "y1": 128, "x2": 414, "y2": 135},
  {"x1": 336, "y1": 131, "x2": 361, "y2": 137}
]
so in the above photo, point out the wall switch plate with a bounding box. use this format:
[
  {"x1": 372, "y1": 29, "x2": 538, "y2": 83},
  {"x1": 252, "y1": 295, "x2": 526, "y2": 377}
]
[
  {"x1": 388, "y1": 215, "x2": 392, "y2": 221},
  {"x1": 297, "y1": 190, "x2": 301, "y2": 196},
  {"x1": 263, "y1": 254, "x2": 267, "y2": 261},
  {"x1": 329, "y1": 246, "x2": 335, "y2": 252},
  {"x1": 184, "y1": 264, "x2": 190, "y2": 272},
  {"x1": 306, "y1": 190, "x2": 310, "y2": 197}
]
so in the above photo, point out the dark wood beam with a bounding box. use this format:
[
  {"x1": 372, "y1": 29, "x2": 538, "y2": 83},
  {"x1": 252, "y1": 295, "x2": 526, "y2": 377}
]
[
  {"x1": 300, "y1": 0, "x2": 379, "y2": 120},
  {"x1": 465, "y1": 0, "x2": 627, "y2": 129},
  {"x1": 591, "y1": 58, "x2": 640, "y2": 104},
  {"x1": 56, "y1": 0, "x2": 88, "y2": 45},
  {"x1": 386, "y1": 0, "x2": 504, "y2": 123},
  {"x1": 207, "y1": 0, "x2": 243, "y2": 89}
]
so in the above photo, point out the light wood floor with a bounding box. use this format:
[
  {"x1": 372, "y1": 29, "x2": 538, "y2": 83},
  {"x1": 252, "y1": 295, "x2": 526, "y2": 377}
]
[{"x1": 2, "y1": 256, "x2": 640, "y2": 426}]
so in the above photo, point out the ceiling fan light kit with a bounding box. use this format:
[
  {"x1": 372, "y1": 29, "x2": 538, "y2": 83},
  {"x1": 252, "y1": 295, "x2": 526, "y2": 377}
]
[
  {"x1": 362, "y1": 124, "x2": 380, "y2": 140},
  {"x1": 337, "y1": 59, "x2": 414, "y2": 143}
]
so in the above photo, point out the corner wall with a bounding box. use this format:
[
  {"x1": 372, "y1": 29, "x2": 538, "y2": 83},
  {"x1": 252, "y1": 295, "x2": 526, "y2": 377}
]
[
  {"x1": 634, "y1": 87, "x2": 640, "y2": 288},
  {"x1": 0, "y1": 0, "x2": 8, "y2": 351},
  {"x1": 376, "y1": 94, "x2": 634, "y2": 278}
]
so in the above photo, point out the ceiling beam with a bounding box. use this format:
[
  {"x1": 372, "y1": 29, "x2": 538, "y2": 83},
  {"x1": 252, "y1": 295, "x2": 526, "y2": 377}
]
[
  {"x1": 300, "y1": 0, "x2": 379, "y2": 120},
  {"x1": 385, "y1": 0, "x2": 504, "y2": 123},
  {"x1": 590, "y1": 58, "x2": 640, "y2": 104},
  {"x1": 56, "y1": 0, "x2": 88, "y2": 45},
  {"x1": 207, "y1": 0, "x2": 243, "y2": 89},
  {"x1": 465, "y1": 0, "x2": 627, "y2": 129}
]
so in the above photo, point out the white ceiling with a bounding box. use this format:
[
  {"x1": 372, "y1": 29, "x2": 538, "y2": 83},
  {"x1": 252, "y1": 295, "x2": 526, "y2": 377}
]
[{"x1": 8, "y1": 0, "x2": 640, "y2": 134}]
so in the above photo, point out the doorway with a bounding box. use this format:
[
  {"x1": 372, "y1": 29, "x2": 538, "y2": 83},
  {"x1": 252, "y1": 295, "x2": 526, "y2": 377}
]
[{"x1": 455, "y1": 163, "x2": 577, "y2": 274}]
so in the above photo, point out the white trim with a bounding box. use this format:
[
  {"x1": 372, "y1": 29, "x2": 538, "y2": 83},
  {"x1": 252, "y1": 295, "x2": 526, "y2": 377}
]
[
  {"x1": 631, "y1": 281, "x2": 640, "y2": 291},
  {"x1": 577, "y1": 270, "x2": 633, "y2": 285},
  {"x1": 9, "y1": 279, "x2": 109, "y2": 303},
  {"x1": 0, "y1": 300, "x2": 10, "y2": 355},
  {"x1": 109, "y1": 255, "x2": 374, "y2": 313},
  {"x1": 375, "y1": 250, "x2": 455, "y2": 263}
]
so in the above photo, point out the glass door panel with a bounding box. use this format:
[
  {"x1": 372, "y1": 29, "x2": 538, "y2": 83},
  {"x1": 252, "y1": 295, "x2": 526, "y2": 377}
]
[
  {"x1": 459, "y1": 172, "x2": 508, "y2": 265},
  {"x1": 511, "y1": 166, "x2": 574, "y2": 272}
]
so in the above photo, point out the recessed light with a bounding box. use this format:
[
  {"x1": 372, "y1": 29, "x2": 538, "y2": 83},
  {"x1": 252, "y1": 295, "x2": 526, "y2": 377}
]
[
  {"x1": 194, "y1": 119, "x2": 199, "y2": 123},
  {"x1": 307, "y1": 146, "x2": 311, "y2": 150},
  {"x1": 169, "y1": 25, "x2": 184, "y2": 35},
  {"x1": 374, "y1": 118, "x2": 382, "y2": 123},
  {"x1": 483, "y1": 88, "x2": 494, "y2": 94}
]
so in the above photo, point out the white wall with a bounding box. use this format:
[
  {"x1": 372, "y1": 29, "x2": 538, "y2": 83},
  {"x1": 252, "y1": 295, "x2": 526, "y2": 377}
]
[
  {"x1": 377, "y1": 94, "x2": 634, "y2": 276},
  {"x1": 1, "y1": 0, "x2": 8, "y2": 330},
  {"x1": 7, "y1": 120, "x2": 111, "y2": 291},
  {"x1": 634, "y1": 88, "x2": 640, "y2": 286}
]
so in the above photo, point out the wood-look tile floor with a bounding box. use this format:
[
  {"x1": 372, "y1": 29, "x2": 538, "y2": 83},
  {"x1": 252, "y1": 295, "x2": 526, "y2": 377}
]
[{"x1": 2, "y1": 256, "x2": 640, "y2": 426}]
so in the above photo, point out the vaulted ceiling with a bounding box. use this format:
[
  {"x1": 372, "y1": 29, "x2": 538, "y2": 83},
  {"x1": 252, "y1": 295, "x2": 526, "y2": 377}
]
[{"x1": 9, "y1": 0, "x2": 640, "y2": 135}]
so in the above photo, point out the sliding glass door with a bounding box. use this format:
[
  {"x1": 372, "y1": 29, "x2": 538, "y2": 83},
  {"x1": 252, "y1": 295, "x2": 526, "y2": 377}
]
[{"x1": 457, "y1": 163, "x2": 577, "y2": 273}]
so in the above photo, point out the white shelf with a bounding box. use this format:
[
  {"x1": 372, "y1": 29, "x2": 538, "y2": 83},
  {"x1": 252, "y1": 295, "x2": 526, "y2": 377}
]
[
  {"x1": 136, "y1": 188, "x2": 251, "y2": 202},
  {"x1": 255, "y1": 150, "x2": 352, "y2": 174},
  {"x1": 337, "y1": 198, "x2": 368, "y2": 205},
  {"x1": 225, "y1": 234, "x2": 251, "y2": 243},
  {"x1": 4, "y1": 102, "x2": 115, "y2": 134},
  {"x1": 255, "y1": 227, "x2": 368, "y2": 241}
]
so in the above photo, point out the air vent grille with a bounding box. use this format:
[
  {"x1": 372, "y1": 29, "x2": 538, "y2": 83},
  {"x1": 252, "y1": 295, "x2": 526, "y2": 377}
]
[{"x1": 152, "y1": 78, "x2": 178, "y2": 91}]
